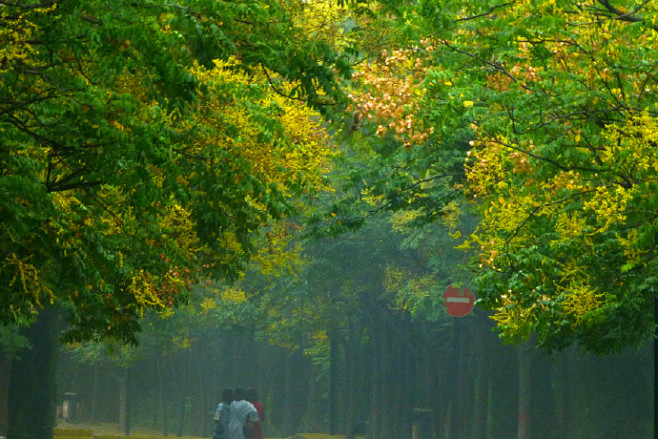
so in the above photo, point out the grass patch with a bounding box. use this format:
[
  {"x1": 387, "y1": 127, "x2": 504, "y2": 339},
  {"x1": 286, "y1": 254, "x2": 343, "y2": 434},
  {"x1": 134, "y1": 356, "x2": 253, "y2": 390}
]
[
  {"x1": 53, "y1": 428, "x2": 94, "y2": 439},
  {"x1": 53, "y1": 424, "x2": 364, "y2": 439}
]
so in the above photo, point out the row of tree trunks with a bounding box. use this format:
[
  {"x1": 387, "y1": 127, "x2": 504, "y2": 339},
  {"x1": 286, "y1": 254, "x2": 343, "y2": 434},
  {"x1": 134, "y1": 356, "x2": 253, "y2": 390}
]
[{"x1": 43, "y1": 306, "x2": 652, "y2": 439}]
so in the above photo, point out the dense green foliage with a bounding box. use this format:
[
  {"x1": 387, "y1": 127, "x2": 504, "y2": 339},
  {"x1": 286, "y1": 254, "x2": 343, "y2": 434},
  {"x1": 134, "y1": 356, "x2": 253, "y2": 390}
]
[
  {"x1": 0, "y1": 0, "x2": 349, "y2": 343},
  {"x1": 3, "y1": 1, "x2": 658, "y2": 437},
  {"x1": 342, "y1": 0, "x2": 658, "y2": 353}
]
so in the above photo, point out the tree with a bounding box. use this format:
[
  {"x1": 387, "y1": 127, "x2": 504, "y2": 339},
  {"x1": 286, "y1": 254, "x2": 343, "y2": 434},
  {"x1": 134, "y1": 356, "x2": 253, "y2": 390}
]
[
  {"x1": 0, "y1": 326, "x2": 29, "y2": 437},
  {"x1": 0, "y1": 0, "x2": 348, "y2": 343},
  {"x1": 422, "y1": 0, "x2": 658, "y2": 353},
  {"x1": 330, "y1": 4, "x2": 658, "y2": 436},
  {"x1": 340, "y1": 0, "x2": 658, "y2": 353},
  {"x1": 1, "y1": 1, "x2": 351, "y2": 438}
]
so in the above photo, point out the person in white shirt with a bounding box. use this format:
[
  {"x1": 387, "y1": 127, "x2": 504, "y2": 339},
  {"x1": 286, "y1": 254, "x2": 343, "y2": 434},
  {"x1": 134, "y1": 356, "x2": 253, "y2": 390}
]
[{"x1": 228, "y1": 387, "x2": 259, "y2": 439}]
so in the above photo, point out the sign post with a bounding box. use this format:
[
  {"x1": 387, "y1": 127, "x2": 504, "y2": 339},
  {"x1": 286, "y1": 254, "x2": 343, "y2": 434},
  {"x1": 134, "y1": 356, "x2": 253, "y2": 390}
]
[{"x1": 443, "y1": 286, "x2": 474, "y2": 317}]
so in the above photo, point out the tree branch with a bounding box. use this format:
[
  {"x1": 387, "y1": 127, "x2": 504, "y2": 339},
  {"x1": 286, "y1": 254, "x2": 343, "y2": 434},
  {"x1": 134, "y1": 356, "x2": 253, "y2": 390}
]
[
  {"x1": 487, "y1": 135, "x2": 607, "y2": 173},
  {"x1": 439, "y1": 39, "x2": 534, "y2": 94},
  {"x1": 453, "y1": 2, "x2": 513, "y2": 23},
  {"x1": 0, "y1": 0, "x2": 57, "y2": 8}
]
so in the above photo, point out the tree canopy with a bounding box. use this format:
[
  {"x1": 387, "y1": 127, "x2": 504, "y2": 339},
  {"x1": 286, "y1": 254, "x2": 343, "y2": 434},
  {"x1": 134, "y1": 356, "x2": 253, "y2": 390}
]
[
  {"x1": 342, "y1": 0, "x2": 658, "y2": 353},
  {"x1": 4, "y1": 0, "x2": 658, "y2": 356},
  {"x1": 0, "y1": 0, "x2": 349, "y2": 343}
]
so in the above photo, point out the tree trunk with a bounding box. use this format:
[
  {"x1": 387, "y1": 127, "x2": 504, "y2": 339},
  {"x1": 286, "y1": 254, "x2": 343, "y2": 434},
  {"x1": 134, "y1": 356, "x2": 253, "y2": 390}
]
[
  {"x1": 401, "y1": 340, "x2": 415, "y2": 439},
  {"x1": 431, "y1": 339, "x2": 449, "y2": 439},
  {"x1": 344, "y1": 328, "x2": 360, "y2": 439},
  {"x1": 90, "y1": 365, "x2": 99, "y2": 424},
  {"x1": 654, "y1": 295, "x2": 657, "y2": 439},
  {"x1": 188, "y1": 346, "x2": 201, "y2": 437},
  {"x1": 158, "y1": 358, "x2": 169, "y2": 436},
  {"x1": 0, "y1": 354, "x2": 11, "y2": 437},
  {"x1": 517, "y1": 343, "x2": 533, "y2": 439},
  {"x1": 472, "y1": 314, "x2": 491, "y2": 439},
  {"x1": 429, "y1": 345, "x2": 444, "y2": 439},
  {"x1": 554, "y1": 349, "x2": 570, "y2": 438},
  {"x1": 390, "y1": 337, "x2": 404, "y2": 439},
  {"x1": 448, "y1": 318, "x2": 470, "y2": 439},
  {"x1": 378, "y1": 327, "x2": 395, "y2": 439},
  {"x1": 8, "y1": 307, "x2": 59, "y2": 439},
  {"x1": 489, "y1": 342, "x2": 517, "y2": 438},
  {"x1": 329, "y1": 333, "x2": 340, "y2": 436},
  {"x1": 306, "y1": 360, "x2": 324, "y2": 433},
  {"x1": 411, "y1": 336, "x2": 434, "y2": 439},
  {"x1": 176, "y1": 356, "x2": 187, "y2": 438},
  {"x1": 367, "y1": 325, "x2": 382, "y2": 439},
  {"x1": 198, "y1": 349, "x2": 210, "y2": 438},
  {"x1": 118, "y1": 368, "x2": 131, "y2": 435},
  {"x1": 283, "y1": 351, "x2": 308, "y2": 436}
]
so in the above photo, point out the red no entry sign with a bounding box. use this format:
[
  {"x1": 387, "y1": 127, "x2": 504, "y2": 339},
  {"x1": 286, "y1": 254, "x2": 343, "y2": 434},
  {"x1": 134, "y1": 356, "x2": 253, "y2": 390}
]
[{"x1": 443, "y1": 286, "x2": 474, "y2": 317}]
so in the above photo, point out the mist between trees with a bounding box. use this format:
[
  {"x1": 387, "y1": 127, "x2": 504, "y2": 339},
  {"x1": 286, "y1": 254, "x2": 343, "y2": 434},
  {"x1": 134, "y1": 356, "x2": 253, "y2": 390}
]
[
  {"x1": 55, "y1": 218, "x2": 652, "y2": 439},
  {"x1": 55, "y1": 305, "x2": 652, "y2": 439},
  {"x1": 7, "y1": 215, "x2": 652, "y2": 439}
]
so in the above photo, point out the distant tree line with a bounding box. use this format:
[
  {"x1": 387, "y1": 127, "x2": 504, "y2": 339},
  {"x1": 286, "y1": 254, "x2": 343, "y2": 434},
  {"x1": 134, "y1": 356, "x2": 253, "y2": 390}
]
[{"x1": 56, "y1": 312, "x2": 652, "y2": 439}]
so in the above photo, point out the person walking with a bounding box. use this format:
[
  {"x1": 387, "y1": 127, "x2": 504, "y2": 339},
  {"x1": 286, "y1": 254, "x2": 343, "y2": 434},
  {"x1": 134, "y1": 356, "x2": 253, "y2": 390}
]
[
  {"x1": 213, "y1": 388, "x2": 233, "y2": 439},
  {"x1": 245, "y1": 388, "x2": 264, "y2": 439},
  {"x1": 228, "y1": 387, "x2": 259, "y2": 439}
]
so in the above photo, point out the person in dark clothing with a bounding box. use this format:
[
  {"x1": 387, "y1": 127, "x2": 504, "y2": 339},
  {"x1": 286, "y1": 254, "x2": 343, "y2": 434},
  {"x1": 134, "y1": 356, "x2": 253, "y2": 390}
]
[{"x1": 213, "y1": 388, "x2": 233, "y2": 439}]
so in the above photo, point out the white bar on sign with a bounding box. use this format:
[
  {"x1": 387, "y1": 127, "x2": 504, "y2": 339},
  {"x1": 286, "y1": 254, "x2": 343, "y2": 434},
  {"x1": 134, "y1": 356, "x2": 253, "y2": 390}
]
[{"x1": 446, "y1": 297, "x2": 471, "y2": 303}]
